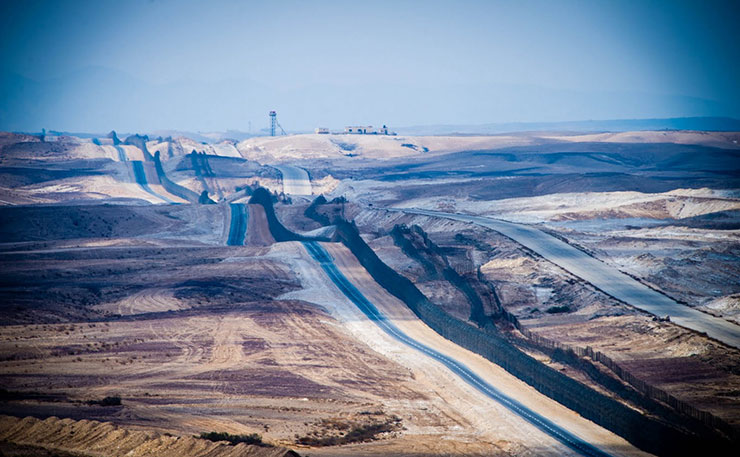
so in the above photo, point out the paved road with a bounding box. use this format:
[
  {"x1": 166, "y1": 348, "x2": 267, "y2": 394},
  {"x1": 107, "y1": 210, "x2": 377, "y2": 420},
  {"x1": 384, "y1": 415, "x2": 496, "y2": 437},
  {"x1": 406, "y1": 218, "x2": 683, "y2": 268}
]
[
  {"x1": 130, "y1": 161, "x2": 175, "y2": 204},
  {"x1": 275, "y1": 165, "x2": 311, "y2": 196},
  {"x1": 395, "y1": 208, "x2": 740, "y2": 349},
  {"x1": 114, "y1": 145, "x2": 128, "y2": 162},
  {"x1": 303, "y1": 241, "x2": 613, "y2": 457},
  {"x1": 226, "y1": 203, "x2": 248, "y2": 246}
]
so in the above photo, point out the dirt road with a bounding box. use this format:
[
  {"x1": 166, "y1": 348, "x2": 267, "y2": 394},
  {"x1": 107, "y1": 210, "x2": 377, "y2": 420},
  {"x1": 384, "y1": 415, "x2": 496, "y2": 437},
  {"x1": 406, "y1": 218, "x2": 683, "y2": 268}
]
[{"x1": 396, "y1": 208, "x2": 740, "y2": 349}]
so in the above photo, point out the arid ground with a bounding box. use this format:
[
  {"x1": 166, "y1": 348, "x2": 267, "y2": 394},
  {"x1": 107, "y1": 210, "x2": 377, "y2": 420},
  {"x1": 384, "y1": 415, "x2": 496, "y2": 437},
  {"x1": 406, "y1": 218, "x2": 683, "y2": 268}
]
[{"x1": 0, "y1": 130, "x2": 739, "y2": 456}]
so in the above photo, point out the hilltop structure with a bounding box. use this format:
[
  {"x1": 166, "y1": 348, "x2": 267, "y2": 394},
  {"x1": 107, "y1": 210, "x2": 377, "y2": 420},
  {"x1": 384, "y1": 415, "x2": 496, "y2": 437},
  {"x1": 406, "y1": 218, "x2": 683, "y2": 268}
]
[{"x1": 344, "y1": 125, "x2": 390, "y2": 135}]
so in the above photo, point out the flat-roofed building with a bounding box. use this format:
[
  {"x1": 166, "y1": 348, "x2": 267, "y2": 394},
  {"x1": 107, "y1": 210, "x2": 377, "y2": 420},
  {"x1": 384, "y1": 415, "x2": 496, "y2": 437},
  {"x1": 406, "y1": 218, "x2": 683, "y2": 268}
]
[
  {"x1": 345, "y1": 125, "x2": 373, "y2": 134},
  {"x1": 344, "y1": 125, "x2": 390, "y2": 134}
]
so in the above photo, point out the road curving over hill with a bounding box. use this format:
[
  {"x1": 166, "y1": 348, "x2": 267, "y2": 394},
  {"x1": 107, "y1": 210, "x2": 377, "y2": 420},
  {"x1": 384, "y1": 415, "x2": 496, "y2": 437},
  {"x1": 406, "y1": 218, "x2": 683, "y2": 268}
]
[
  {"x1": 114, "y1": 145, "x2": 128, "y2": 162},
  {"x1": 113, "y1": 143, "x2": 181, "y2": 203},
  {"x1": 130, "y1": 160, "x2": 176, "y2": 204},
  {"x1": 275, "y1": 165, "x2": 312, "y2": 196},
  {"x1": 394, "y1": 208, "x2": 740, "y2": 349},
  {"x1": 226, "y1": 203, "x2": 248, "y2": 246},
  {"x1": 302, "y1": 240, "x2": 636, "y2": 457}
]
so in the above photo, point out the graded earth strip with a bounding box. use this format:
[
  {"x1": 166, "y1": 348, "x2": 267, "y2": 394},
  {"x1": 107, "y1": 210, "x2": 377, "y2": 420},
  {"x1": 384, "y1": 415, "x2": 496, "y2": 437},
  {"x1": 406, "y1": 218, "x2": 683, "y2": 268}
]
[
  {"x1": 247, "y1": 204, "x2": 276, "y2": 246},
  {"x1": 396, "y1": 208, "x2": 740, "y2": 349}
]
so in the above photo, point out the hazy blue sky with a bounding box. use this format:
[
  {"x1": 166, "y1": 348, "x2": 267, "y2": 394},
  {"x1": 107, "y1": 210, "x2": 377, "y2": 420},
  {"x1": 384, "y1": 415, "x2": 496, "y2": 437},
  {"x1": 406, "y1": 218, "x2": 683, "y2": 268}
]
[{"x1": 1, "y1": 0, "x2": 739, "y2": 133}]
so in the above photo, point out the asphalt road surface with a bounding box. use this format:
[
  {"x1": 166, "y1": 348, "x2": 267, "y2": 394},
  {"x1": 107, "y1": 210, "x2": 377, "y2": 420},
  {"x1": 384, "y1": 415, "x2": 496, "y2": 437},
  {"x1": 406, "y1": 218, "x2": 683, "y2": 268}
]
[
  {"x1": 275, "y1": 165, "x2": 312, "y2": 196},
  {"x1": 226, "y1": 203, "x2": 248, "y2": 246},
  {"x1": 395, "y1": 208, "x2": 740, "y2": 349},
  {"x1": 114, "y1": 145, "x2": 128, "y2": 162},
  {"x1": 130, "y1": 161, "x2": 175, "y2": 204},
  {"x1": 303, "y1": 240, "x2": 614, "y2": 457}
]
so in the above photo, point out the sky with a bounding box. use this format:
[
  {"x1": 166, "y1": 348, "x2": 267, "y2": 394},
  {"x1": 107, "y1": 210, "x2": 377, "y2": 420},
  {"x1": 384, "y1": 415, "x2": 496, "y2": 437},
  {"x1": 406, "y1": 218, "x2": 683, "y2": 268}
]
[{"x1": 1, "y1": 0, "x2": 739, "y2": 133}]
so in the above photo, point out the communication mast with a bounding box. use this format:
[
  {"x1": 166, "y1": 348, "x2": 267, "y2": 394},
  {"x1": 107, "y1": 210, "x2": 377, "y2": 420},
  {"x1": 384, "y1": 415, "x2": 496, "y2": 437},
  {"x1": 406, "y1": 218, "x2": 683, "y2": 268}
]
[{"x1": 269, "y1": 110, "x2": 286, "y2": 136}]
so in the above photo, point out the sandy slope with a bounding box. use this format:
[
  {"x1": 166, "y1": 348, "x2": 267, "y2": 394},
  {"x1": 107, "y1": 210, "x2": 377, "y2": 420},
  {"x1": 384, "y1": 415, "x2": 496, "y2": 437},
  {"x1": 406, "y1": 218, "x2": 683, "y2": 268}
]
[
  {"x1": 235, "y1": 130, "x2": 740, "y2": 163},
  {"x1": 236, "y1": 134, "x2": 538, "y2": 162},
  {"x1": 93, "y1": 287, "x2": 186, "y2": 315},
  {"x1": 385, "y1": 188, "x2": 740, "y2": 224},
  {"x1": 0, "y1": 174, "x2": 166, "y2": 204},
  {"x1": 0, "y1": 415, "x2": 298, "y2": 457},
  {"x1": 212, "y1": 142, "x2": 243, "y2": 158}
]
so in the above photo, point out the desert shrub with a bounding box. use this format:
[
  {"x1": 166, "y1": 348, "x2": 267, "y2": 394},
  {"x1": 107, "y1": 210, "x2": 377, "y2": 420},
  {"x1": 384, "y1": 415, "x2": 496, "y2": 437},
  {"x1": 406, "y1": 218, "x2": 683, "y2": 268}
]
[
  {"x1": 198, "y1": 431, "x2": 269, "y2": 447},
  {"x1": 296, "y1": 417, "x2": 400, "y2": 446},
  {"x1": 87, "y1": 395, "x2": 121, "y2": 406},
  {"x1": 332, "y1": 141, "x2": 356, "y2": 152},
  {"x1": 100, "y1": 396, "x2": 121, "y2": 406}
]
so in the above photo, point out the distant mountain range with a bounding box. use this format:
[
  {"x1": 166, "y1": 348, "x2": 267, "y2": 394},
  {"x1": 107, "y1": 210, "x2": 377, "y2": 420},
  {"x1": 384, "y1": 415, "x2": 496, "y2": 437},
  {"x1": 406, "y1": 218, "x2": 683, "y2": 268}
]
[{"x1": 394, "y1": 117, "x2": 740, "y2": 135}]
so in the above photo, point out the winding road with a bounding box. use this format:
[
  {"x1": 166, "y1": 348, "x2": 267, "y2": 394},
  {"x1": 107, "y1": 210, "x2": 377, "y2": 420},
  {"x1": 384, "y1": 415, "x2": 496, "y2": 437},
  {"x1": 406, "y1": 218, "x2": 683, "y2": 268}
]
[
  {"x1": 130, "y1": 161, "x2": 175, "y2": 204},
  {"x1": 114, "y1": 145, "x2": 128, "y2": 162},
  {"x1": 226, "y1": 203, "x2": 248, "y2": 246},
  {"x1": 303, "y1": 240, "x2": 615, "y2": 457},
  {"x1": 115, "y1": 144, "x2": 176, "y2": 203},
  {"x1": 275, "y1": 165, "x2": 312, "y2": 196},
  {"x1": 394, "y1": 208, "x2": 740, "y2": 349}
]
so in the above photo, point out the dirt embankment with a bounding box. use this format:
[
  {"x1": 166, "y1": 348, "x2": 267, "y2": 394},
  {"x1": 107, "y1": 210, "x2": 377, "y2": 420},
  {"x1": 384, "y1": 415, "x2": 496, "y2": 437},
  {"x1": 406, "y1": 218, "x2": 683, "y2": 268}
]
[
  {"x1": 0, "y1": 415, "x2": 299, "y2": 457},
  {"x1": 247, "y1": 204, "x2": 276, "y2": 246},
  {"x1": 248, "y1": 188, "x2": 304, "y2": 242},
  {"x1": 123, "y1": 134, "x2": 155, "y2": 161},
  {"x1": 153, "y1": 151, "x2": 200, "y2": 203},
  {"x1": 390, "y1": 224, "x2": 501, "y2": 325},
  {"x1": 249, "y1": 188, "x2": 331, "y2": 243}
]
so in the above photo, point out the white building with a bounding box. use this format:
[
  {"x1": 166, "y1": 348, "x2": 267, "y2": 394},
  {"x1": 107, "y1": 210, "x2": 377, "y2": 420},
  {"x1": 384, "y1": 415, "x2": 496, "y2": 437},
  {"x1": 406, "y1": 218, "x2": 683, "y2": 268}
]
[{"x1": 344, "y1": 125, "x2": 390, "y2": 135}]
